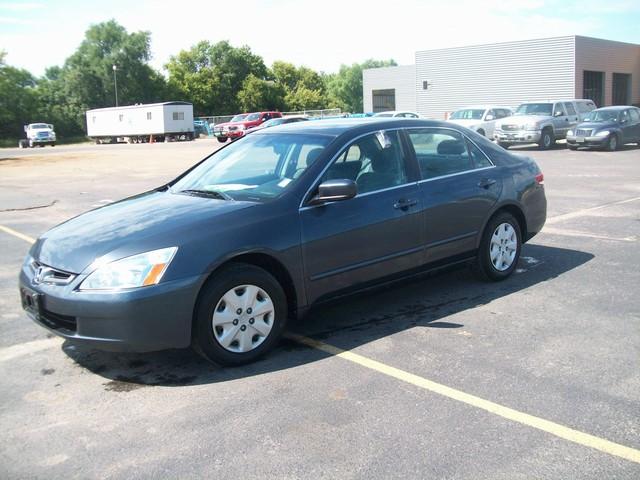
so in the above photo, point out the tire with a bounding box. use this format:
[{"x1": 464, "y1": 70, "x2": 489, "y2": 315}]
[
  {"x1": 498, "y1": 142, "x2": 511, "y2": 149},
  {"x1": 477, "y1": 129, "x2": 485, "y2": 137},
  {"x1": 538, "y1": 129, "x2": 554, "y2": 150},
  {"x1": 605, "y1": 134, "x2": 618, "y2": 151},
  {"x1": 193, "y1": 263, "x2": 287, "y2": 366},
  {"x1": 567, "y1": 144, "x2": 578, "y2": 150},
  {"x1": 217, "y1": 136, "x2": 227, "y2": 143},
  {"x1": 473, "y1": 212, "x2": 522, "y2": 282},
  {"x1": 18, "y1": 139, "x2": 27, "y2": 148},
  {"x1": 28, "y1": 139, "x2": 34, "y2": 148},
  {"x1": 50, "y1": 143, "x2": 55, "y2": 147}
]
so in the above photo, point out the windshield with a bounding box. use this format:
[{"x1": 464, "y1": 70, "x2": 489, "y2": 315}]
[
  {"x1": 583, "y1": 110, "x2": 619, "y2": 122},
  {"x1": 262, "y1": 118, "x2": 285, "y2": 127},
  {"x1": 515, "y1": 103, "x2": 553, "y2": 116},
  {"x1": 246, "y1": 113, "x2": 261, "y2": 121},
  {"x1": 31, "y1": 123, "x2": 50, "y2": 129},
  {"x1": 230, "y1": 114, "x2": 247, "y2": 123},
  {"x1": 171, "y1": 133, "x2": 332, "y2": 201},
  {"x1": 373, "y1": 112, "x2": 393, "y2": 117},
  {"x1": 449, "y1": 109, "x2": 485, "y2": 120}
]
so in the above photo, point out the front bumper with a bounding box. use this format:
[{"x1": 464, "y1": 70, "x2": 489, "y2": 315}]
[
  {"x1": 566, "y1": 135, "x2": 607, "y2": 148},
  {"x1": 226, "y1": 130, "x2": 245, "y2": 139},
  {"x1": 494, "y1": 130, "x2": 541, "y2": 144},
  {"x1": 19, "y1": 266, "x2": 204, "y2": 352}
]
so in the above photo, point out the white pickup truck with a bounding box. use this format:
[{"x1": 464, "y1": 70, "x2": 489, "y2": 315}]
[{"x1": 19, "y1": 123, "x2": 57, "y2": 148}]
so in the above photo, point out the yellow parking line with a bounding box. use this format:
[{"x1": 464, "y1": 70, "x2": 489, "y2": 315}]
[
  {"x1": 0, "y1": 225, "x2": 36, "y2": 244},
  {"x1": 287, "y1": 333, "x2": 640, "y2": 465}
]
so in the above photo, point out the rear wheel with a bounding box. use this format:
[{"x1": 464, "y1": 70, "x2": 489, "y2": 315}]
[
  {"x1": 193, "y1": 264, "x2": 287, "y2": 366},
  {"x1": 538, "y1": 129, "x2": 554, "y2": 150},
  {"x1": 473, "y1": 212, "x2": 522, "y2": 281},
  {"x1": 18, "y1": 139, "x2": 27, "y2": 148}
]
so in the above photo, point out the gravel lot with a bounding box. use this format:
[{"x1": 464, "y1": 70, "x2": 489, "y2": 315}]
[{"x1": 1, "y1": 139, "x2": 639, "y2": 479}]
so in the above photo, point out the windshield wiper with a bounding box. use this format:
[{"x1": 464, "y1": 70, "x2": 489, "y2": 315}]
[{"x1": 179, "y1": 189, "x2": 233, "y2": 200}]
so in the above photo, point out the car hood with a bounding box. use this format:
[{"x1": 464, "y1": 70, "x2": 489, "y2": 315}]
[
  {"x1": 497, "y1": 115, "x2": 550, "y2": 127},
  {"x1": 32, "y1": 190, "x2": 255, "y2": 273},
  {"x1": 448, "y1": 119, "x2": 481, "y2": 127},
  {"x1": 575, "y1": 121, "x2": 617, "y2": 130}
]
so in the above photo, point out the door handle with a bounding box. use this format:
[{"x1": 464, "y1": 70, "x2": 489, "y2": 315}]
[
  {"x1": 478, "y1": 178, "x2": 497, "y2": 189},
  {"x1": 393, "y1": 199, "x2": 418, "y2": 210}
]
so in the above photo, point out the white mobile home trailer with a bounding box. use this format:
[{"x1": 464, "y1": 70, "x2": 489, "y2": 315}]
[{"x1": 86, "y1": 101, "x2": 195, "y2": 143}]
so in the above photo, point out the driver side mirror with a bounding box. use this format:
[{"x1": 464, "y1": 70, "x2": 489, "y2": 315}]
[
  {"x1": 310, "y1": 179, "x2": 357, "y2": 205},
  {"x1": 485, "y1": 114, "x2": 494, "y2": 121},
  {"x1": 554, "y1": 111, "x2": 564, "y2": 117}
]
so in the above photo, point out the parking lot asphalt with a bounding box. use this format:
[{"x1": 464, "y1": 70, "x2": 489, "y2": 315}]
[{"x1": 1, "y1": 140, "x2": 639, "y2": 479}]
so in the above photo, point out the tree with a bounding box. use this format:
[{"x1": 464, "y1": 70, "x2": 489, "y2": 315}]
[
  {"x1": 325, "y1": 59, "x2": 397, "y2": 113},
  {"x1": 284, "y1": 85, "x2": 324, "y2": 111},
  {"x1": 0, "y1": 51, "x2": 38, "y2": 139},
  {"x1": 166, "y1": 41, "x2": 268, "y2": 115},
  {"x1": 237, "y1": 74, "x2": 286, "y2": 112},
  {"x1": 271, "y1": 61, "x2": 326, "y2": 111}
]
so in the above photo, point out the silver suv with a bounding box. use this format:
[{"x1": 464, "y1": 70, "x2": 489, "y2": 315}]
[{"x1": 494, "y1": 99, "x2": 596, "y2": 149}]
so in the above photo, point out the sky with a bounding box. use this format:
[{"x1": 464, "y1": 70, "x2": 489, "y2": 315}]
[{"x1": 1, "y1": 0, "x2": 639, "y2": 76}]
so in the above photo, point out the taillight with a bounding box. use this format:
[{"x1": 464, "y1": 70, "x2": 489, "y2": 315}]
[{"x1": 535, "y1": 172, "x2": 544, "y2": 185}]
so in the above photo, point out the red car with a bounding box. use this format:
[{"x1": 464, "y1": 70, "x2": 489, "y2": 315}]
[{"x1": 213, "y1": 111, "x2": 282, "y2": 142}]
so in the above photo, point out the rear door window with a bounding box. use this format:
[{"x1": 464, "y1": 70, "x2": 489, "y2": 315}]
[
  {"x1": 407, "y1": 129, "x2": 474, "y2": 179},
  {"x1": 629, "y1": 108, "x2": 640, "y2": 122},
  {"x1": 564, "y1": 102, "x2": 577, "y2": 116}
]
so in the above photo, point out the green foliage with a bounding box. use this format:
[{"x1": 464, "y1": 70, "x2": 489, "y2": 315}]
[
  {"x1": 166, "y1": 41, "x2": 267, "y2": 115},
  {"x1": 237, "y1": 74, "x2": 286, "y2": 112},
  {"x1": 325, "y1": 59, "x2": 397, "y2": 113},
  {"x1": 0, "y1": 51, "x2": 38, "y2": 138}
]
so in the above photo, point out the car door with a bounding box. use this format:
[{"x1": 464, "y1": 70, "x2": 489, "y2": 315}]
[
  {"x1": 406, "y1": 128, "x2": 502, "y2": 263},
  {"x1": 483, "y1": 109, "x2": 497, "y2": 138},
  {"x1": 564, "y1": 102, "x2": 580, "y2": 130},
  {"x1": 619, "y1": 109, "x2": 636, "y2": 144},
  {"x1": 629, "y1": 108, "x2": 640, "y2": 141},
  {"x1": 299, "y1": 130, "x2": 423, "y2": 304},
  {"x1": 552, "y1": 103, "x2": 569, "y2": 137}
]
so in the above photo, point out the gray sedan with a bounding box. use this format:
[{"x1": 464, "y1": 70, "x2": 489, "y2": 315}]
[{"x1": 20, "y1": 119, "x2": 547, "y2": 365}]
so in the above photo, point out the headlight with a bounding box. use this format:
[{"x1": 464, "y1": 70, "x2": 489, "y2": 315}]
[
  {"x1": 79, "y1": 247, "x2": 177, "y2": 290},
  {"x1": 594, "y1": 130, "x2": 610, "y2": 137},
  {"x1": 567, "y1": 130, "x2": 574, "y2": 136}
]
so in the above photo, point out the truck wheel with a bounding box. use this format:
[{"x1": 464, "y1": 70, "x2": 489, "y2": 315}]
[
  {"x1": 498, "y1": 142, "x2": 511, "y2": 149},
  {"x1": 50, "y1": 143, "x2": 55, "y2": 147},
  {"x1": 217, "y1": 137, "x2": 227, "y2": 143},
  {"x1": 538, "y1": 129, "x2": 554, "y2": 150},
  {"x1": 28, "y1": 139, "x2": 34, "y2": 148}
]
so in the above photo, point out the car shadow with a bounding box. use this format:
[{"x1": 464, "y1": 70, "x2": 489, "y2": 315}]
[{"x1": 62, "y1": 243, "x2": 594, "y2": 391}]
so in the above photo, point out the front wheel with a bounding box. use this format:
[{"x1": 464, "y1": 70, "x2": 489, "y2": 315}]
[
  {"x1": 605, "y1": 134, "x2": 618, "y2": 151},
  {"x1": 473, "y1": 212, "x2": 522, "y2": 281},
  {"x1": 217, "y1": 136, "x2": 227, "y2": 143},
  {"x1": 477, "y1": 129, "x2": 486, "y2": 137},
  {"x1": 498, "y1": 142, "x2": 511, "y2": 149},
  {"x1": 538, "y1": 129, "x2": 554, "y2": 150},
  {"x1": 193, "y1": 264, "x2": 287, "y2": 366}
]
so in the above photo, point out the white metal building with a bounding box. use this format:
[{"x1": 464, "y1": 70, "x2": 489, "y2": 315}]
[{"x1": 363, "y1": 36, "x2": 640, "y2": 120}]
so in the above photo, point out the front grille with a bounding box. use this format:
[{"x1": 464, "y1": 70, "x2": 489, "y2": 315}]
[
  {"x1": 501, "y1": 124, "x2": 520, "y2": 131},
  {"x1": 40, "y1": 308, "x2": 77, "y2": 332},
  {"x1": 30, "y1": 261, "x2": 76, "y2": 286},
  {"x1": 576, "y1": 128, "x2": 592, "y2": 137}
]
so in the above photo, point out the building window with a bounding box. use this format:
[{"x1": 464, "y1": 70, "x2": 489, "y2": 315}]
[
  {"x1": 118, "y1": 114, "x2": 123, "y2": 122},
  {"x1": 372, "y1": 89, "x2": 395, "y2": 113},
  {"x1": 612, "y1": 73, "x2": 631, "y2": 105},
  {"x1": 172, "y1": 112, "x2": 184, "y2": 120},
  {"x1": 583, "y1": 71, "x2": 604, "y2": 107},
  {"x1": 146, "y1": 112, "x2": 152, "y2": 120}
]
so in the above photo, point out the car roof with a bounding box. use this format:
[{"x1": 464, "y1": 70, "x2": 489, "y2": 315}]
[
  {"x1": 593, "y1": 105, "x2": 635, "y2": 111},
  {"x1": 520, "y1": 99, "x2": 593, "y2": 104},
  {"x1": 454, "y1": 105, "x2": 511, "y2": 110},
  {"x1": 254, "y1": 117, "x2": 454, "y2": 137}
]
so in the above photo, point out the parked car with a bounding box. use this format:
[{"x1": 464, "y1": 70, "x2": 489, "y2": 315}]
[
  {"x1": 213, "y1": 112, "x2": 282, "y2": 142},
  {"x1": 494, "y1": 99, "x2": 596, "y2": 149},
  {"x1": 245, "y1": 115, "x2": 308, "y2": 134},
  {"x1": 18, "y1": 123, "x2": 56, "y2": 148},
  {"x1": 447, "y1": 106, "x2": 512, "y2": 138},
  {"x1": 373, "y1": 111, "x2": 420, "y2": 118},
  {"x1": 566, "y1": 106, "x2": 640, "y2": 151},
  {"x1": 20, "y1": 118, "x2": 546, "y2": 366}
]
